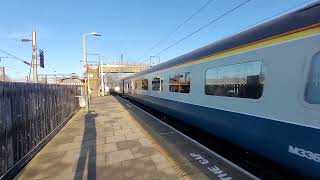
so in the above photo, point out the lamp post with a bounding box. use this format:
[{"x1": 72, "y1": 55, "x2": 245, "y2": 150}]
[{"x1": 82, "y1": 32, "x2": 101, "y2": 111}]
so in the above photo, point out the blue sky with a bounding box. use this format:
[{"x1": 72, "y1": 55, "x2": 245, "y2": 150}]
[{"x1": 0, "y1": 0, "x2": 316, "y2": 79}]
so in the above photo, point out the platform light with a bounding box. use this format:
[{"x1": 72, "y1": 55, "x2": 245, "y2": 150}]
[{"x1": 89, "y1": 32, "x2": 101, "y2": 36}]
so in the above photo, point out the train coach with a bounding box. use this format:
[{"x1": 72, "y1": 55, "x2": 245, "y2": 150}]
[{"x1": 120, "y1": 2, "x2": 320, "y2": 178}]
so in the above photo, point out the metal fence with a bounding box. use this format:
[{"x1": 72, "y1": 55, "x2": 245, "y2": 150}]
[{"x1": 0, "y1": 82, "x2": 81, "y2": 178}]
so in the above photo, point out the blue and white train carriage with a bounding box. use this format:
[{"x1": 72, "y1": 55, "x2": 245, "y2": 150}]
[{"x1": 120, "y1": 2, "x2": 320, "y2": 178}]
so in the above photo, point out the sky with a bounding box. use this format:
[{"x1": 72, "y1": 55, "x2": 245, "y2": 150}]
[{"x1": 0, "y1": 0, "x2": 317, "y2": 79}]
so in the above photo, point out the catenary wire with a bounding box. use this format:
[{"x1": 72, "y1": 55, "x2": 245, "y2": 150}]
[
  {"x1": 153, "y1": 0, "x2": 252, "y2": 56},
  {"x1": 137, "y1": 0, "x2": 215, "y2": 62},
  {"x1": 153, "y1": 0, "x2": 314, "y2": 57},
  {"x1": 0, "y1": 48, "x2": 31, "y2": 66}
]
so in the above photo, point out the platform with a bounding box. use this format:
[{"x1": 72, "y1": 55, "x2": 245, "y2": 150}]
[
  {"x1": 15, "y1": 96, "x2": 257, "y2": 180},
  {"x1": 14, "y1": 96, "x2": 201, "y2": 180}
]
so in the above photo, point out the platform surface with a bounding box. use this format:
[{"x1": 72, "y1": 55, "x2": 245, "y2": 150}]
[{"x1": 15, "y1": 96, "x2": 202, "y2": 180}]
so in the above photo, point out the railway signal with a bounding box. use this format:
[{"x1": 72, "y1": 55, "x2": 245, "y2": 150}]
[{"x1": 39, "y1": 49, "x2": 44, "y2": 68}]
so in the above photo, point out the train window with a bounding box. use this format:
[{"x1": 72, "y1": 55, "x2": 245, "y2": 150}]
[
  {"x1": 205, "y1": 61, "x2": 264, "y2": 99},
  {"x1": 142, "y1": 79, "x2": 148, "y2": 90},
  {"x1": 305, "y1": 53, "x2": 320, "y2": 104},
  {"x1": 169, "y1": 72, "x2": 190, "y2": 93},
  {"x1": 152, "y1": 77, "x2": 163, "y2": 91}
]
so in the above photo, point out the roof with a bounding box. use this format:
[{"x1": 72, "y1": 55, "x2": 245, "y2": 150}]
[{"x1": 124, "y1": 1, "x2": 320, "y2": 80}]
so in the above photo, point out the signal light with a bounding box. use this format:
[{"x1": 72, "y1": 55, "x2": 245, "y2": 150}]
[{"x1": 39, "y1": 49, "x2": 44, "y2": 68}]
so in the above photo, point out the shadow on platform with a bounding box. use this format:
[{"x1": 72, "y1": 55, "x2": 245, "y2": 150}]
[{"x1": 74, "y1": 110, "x2": 98, "y2": 180}]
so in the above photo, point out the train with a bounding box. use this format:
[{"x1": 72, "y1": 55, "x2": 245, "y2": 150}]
[{"x1": 119, "y1": 2, "x2": 320, "y2": 178}]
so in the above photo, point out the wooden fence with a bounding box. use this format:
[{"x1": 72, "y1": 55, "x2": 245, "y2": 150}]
[{"x1": 0, "y1": 82, "x2": 81, "y2": 179}]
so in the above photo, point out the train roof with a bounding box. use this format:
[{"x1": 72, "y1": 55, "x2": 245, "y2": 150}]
[{"x1": 124, "y1": 1, "x2": 320, "y2": 80}]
